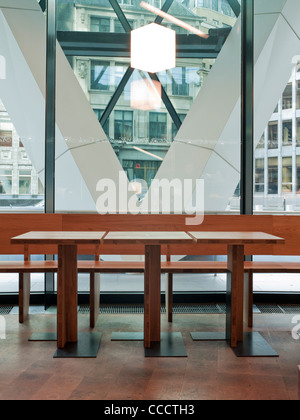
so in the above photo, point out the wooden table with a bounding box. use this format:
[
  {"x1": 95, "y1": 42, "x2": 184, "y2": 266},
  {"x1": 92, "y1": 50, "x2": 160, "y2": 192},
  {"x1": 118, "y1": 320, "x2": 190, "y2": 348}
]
[
  {"x1": 103, "y1": 231, "x2": 194, "y2": 357},
  {"x1": 188, "y1": 231, "x2": 284, "y2": 356},
  {"x1": 11, "y1": 231, "x2": 106, "y2": 358}
]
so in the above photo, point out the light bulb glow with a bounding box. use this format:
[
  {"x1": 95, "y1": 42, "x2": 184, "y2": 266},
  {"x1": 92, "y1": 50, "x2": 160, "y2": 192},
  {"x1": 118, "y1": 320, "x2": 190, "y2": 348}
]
[{"x1": 131, "y1": 79, "x2": 162, "y2": 110}]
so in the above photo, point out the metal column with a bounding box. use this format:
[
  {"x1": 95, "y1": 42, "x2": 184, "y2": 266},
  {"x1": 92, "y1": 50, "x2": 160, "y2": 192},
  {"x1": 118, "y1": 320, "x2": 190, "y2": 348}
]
[
  {"x1": 240, "y1": 0, "x2": 254, "y2": 215},
  {"x1": 44, "y1": 0, "x2": 56, "y2": 309}
]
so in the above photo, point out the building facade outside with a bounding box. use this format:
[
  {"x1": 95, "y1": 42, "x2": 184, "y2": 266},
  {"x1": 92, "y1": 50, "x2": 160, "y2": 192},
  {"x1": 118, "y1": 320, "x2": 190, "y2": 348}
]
[{"x1": 1, "y1": 0, "x2": 299, "y2": 214}]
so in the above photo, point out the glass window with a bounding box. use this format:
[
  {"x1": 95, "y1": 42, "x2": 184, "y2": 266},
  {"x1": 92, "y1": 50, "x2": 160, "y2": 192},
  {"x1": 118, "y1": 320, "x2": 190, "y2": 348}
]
[
  {"x1": 171, "y1": 68, "x2": 189, "y2": 96},
  {"x1": 282, "y1": 120, "x2": 292, "y2": 145},
  {"x1": 255, "y1": 159, "x2": 264, "y2": 193},
  {"x1": 221, "y1": 0, "x2": 232, "y2": 16},
  {"x1": 94, "y1": 109, "x2": 110, "y2": 137},
  {"x1": 282, "y1": 83, "x2": 292, "y2": 110},
  {"x1": 0, "y1": 170, "x2": 12, "y2": 194},
  {"x1": 297, "y1": 118, "x2": 300, "y2": 146},
  {"x1": 114, "y1": 110, "x2": 133, "y2": 141},
  {"x1": 296, "y1": 156, "x2": 300, "y2": 193},
  {"x1": 90, "y1": 17, "x2": 110, "y2": 32},
  {"x1": 268, "y1": 157, "x2": 278, "y2": 194},
  {"x1": 282, "y1": 157, "x2": 292, "y2": 193},
  {"x1": 114, "y1": 19, "x2": 133, "y2": 32},
  {"x1": 19, "y1": 170, "x2": 31, "y2": 194},
  {"x1": 90, "y1": 61, "x2": 110, "y2": 91},
  {"x1": 268, "y1": 121, "x2": 278, "y2": 149},
  {"x1": 172, "y1": 114, "x2": 186, "y2": 140},
  {"x1": 149, "y1": 112, "x2": 167, "y2": 142},
  {"x1": 212, "y1": 0, "x2": 219, "y2": 11},
  {"x1": 297, "y1": 81, "x2": 300, "y2": 109}
]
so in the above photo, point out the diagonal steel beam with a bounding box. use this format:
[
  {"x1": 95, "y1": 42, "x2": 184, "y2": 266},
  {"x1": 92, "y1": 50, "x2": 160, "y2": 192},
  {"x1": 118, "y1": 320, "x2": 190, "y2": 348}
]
[
  {"x1": 227, "y1": 0, "x2": 241, "y2": 17},
  {"x1": 100, "y1": 67, "x2": 134, "y2": 127}
]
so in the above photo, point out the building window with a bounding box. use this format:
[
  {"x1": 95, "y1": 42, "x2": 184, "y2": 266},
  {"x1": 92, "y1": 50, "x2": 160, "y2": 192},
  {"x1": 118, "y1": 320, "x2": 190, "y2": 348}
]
[
  {"x1": 221, "y1": 0, "x2": 232, "y2": 16},
  {"x1": 282, "y1": 83, "x2": 292, "y2": 110},
  {"x1": 197, "y1": 0, "x2": 210, "y2": 8},
  {"x1": 90, "y1": 61, "x2": 110, "y2": 90},
  {"x1": 114, "y1": 110, "x2": 133, "y2": 141},
  {"x1": 90, "y1": 17, "x2": 110, "y2": 33},
  {"x1": 172, "y1": 114, "x2": 186, "y2": 140},
  {"x1": 91, "y1": 61, "x2": 127, "y2": 91},
  {"x1": 282, "y1": 157, "x2": 292, "y2": 193},
  {"x1": 268, "y1": 121, "x2": 278, "y2": 149},
  {"x1": 149, "y1": 112, "x2": 167, "y2": 141},
  {"x1": 93, "y1": 109, "x2": 109, "y2": 137},
  {"x1": 296, "y1": 156, "x2": 300, "y2": 192},
  {"x1": 0, "y1": 130, "x2": 12, "y2": 147},
  {"x1": 212, "y1": 0, "x2": 218, "y2": 11},
  {"x1": 282, "y1": 120, "x2": 292, "y2": 145},
  {"x1": 297, "y1": 118, "x2": 300, "y2": 146},
  {"x1": 171, "y1": 68, "x2": 189, "y2": 96},
  {"x1": 268, "y1": 157, "x2": 278, "y2": 194},
  {"x1": 0, "y1": 169, "x2": 12, "y2": 194},
  {"x1": 255, "y1": 159, "x2": 264, "y2": 193},
  {"x1": 117, "y1": 0, "x2": 134, "y2": 5},
  {"x1": 296, "y1": 80, "x2": 300, "y2": 109},
  {"x1": 19, "y1": 170, "x2": 31, "y2": 194},
  {"x1": 114, "y1": 19, "x2": 133, "y2": 32}
]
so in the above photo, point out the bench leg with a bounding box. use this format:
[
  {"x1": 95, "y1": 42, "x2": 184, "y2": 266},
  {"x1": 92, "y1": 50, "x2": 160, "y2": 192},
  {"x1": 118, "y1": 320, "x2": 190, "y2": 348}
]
[
  {"x1": 165, "y1": 273, "x2": 173, "y2": 322},
  {"x1": 244, "y1": 271, "x2": 253, "y2": 328},
  {"x1": 90, "y1": 272, "x2": 100, "y2": 328},
  {"x1": 19, "y1": 272, "x2": 30, "y2": 323}
]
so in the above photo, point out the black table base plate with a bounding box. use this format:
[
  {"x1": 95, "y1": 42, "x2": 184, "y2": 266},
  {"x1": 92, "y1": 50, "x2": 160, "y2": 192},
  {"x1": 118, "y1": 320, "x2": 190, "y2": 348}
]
[
  {"x1": 145, "y1": 332, "x2": 187, "y2": 357},
  {"x1": 29, "y1": 333, "x2": 57, "y2": 341},
  {"x1": 233, "y1": 332, "x2": 278, "y2": 357},
  {"x1": 190, "y1": 332, "x2": 226, "y2": 341},
  {"x1": 53, "y1": 332, "x2": 102, "y2": 358},
  {"x1": 111, "y1": 332, "x2": 144, "y2": 341}
]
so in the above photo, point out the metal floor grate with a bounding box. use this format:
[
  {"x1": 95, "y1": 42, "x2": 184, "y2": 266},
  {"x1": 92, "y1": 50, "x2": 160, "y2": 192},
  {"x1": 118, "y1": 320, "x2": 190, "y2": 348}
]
[
  {"x1": 78, "y1": 303, "x2": 300, "y2": 315},
  {"x1": 0, "y1": 305, "x2": 14, "y2": 315},
  {"x1": 78, "y1": 303, "x2": 224, "y2": 314}
]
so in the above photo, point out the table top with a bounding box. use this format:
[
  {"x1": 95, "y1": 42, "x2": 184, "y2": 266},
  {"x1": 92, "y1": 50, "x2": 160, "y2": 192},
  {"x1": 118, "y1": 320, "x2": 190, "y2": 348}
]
[
  {"x1": 11, "y1": 231, "x2": 106, "y2": 245},
  {"x1": 187, "y1": 231, "x2": 284, "y2": 244},
  {"x1": 103, "y1": 231, "x2": 194, "y2": 245}
]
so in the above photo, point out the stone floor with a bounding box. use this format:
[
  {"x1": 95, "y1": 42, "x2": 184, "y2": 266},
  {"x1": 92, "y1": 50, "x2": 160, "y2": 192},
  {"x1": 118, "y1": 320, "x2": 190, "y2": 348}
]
[{"x1": 0, "y1": 310, "x2": 299, "y2": 400}]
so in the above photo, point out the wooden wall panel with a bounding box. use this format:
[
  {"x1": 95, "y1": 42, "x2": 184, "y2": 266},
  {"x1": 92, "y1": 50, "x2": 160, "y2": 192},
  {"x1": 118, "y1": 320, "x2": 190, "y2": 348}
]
[{"x1": 0, "y1": 213, "x2": 296, "y2": 256}]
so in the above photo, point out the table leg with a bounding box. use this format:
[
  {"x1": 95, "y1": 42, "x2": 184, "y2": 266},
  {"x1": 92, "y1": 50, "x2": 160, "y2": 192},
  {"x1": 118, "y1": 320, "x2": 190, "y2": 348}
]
[
  {"x1": 227, "y1": 245, "x2": 278, "y2": 357},
  {"x1": 144, "y1": 244, "x2": 187, "y2": 357},
  {"x1": 144, "y1": 244, "x2": 161, "y2": 348},
  {"x1": 226, "y1": 244, "x2": 244, "y2": 348},
  {"x1": 57, "y1": 244, "x2": 78, "y2": 349}
]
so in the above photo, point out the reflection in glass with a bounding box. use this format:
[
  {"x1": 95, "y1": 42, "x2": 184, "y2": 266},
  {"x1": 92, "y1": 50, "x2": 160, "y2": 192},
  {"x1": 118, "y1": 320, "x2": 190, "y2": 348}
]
[
  {"x1": 0, "y1": 100, "x2": 44, "y2": 208},
  {"x1": 282, "y1": 120, "x2": 292, "y2": 145},
  {"x1": 268, "y1": 157, "x2": 278, "y2": 195},
  {"x1": 282, "y1": 157, "x2": 292, "y2": 193}
]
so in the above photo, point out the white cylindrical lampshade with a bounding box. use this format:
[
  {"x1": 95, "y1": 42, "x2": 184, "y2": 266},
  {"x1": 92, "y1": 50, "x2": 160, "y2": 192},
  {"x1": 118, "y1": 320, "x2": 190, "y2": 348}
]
[{"x1": 131, "y1": 23, "x2": 176, "y2": 73}]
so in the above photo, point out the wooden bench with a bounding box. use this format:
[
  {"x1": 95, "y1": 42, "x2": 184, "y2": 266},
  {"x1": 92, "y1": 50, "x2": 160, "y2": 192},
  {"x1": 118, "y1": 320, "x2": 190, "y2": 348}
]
[{"x1": 0, "y1": 213, "x2": 299, "y2": 330}]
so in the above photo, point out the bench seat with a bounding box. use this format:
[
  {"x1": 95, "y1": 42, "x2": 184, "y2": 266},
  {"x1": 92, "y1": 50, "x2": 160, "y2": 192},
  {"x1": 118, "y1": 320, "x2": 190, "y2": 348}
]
[
  {"x1": 4, "y1": 258, "x2": 299, "y2": 328},
  {"x1": 0, "y1": 261, "x2": 58, "y2": 273}
]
